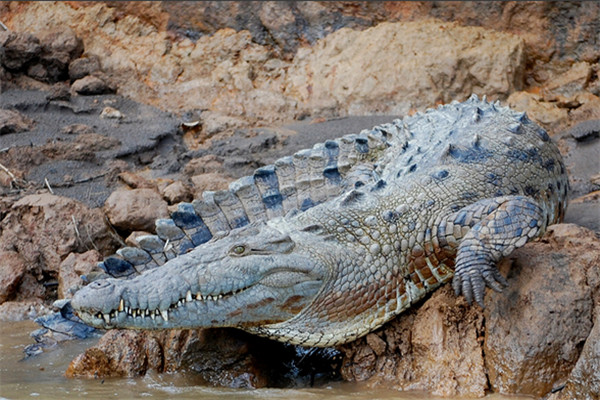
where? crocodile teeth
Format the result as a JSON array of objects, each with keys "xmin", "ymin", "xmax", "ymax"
[
  {"xmin": 161, "ymin": 309, "xmax": 169, "ymax": 321},
  {"xmin": 186, "ymin": 290, "xmax": 192, "ymax": 302},
  {"xmin": 118, "ymin": 299, "xmax": 124, "ymax": 312},
  {"xmin": 103, "ymin": 313, "xmax": 110, "ymax": 324},
  {"xmin": 150, "ymin": 313, "xmax": 155, "ymax": 320}
]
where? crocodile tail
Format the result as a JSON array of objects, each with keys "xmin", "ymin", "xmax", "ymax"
[{"xmin": 98, "ymin": 125, "xmax": 393, "ymax": 278}]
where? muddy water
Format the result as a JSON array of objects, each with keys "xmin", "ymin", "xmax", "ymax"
[{"xmin": 0, "ymin": 321, "xmax": 531, "ymax": 400}]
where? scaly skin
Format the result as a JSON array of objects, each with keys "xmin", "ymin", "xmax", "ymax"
[{"xmin": 71, "ymin": 96, "xmax": 568, "ymax": 347}]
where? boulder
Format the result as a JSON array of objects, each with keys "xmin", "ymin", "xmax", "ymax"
[
  {"xmin": 46, "ymin": 82, "xmax": 71, "ymax": 101},
  {"xmin": 340, "ymin": 286, "xmax": 487, "ymax": 397},
  {"xmin": 68, "ymin": 55, "xmax": 101, "ymax": 81},
  {"xmin": 38, "ymin": 28, "xmax": 83, "ymax": 82},
  {"xmin": 183, "ymin": 155, "xmax": 224, "ymax": 176},
  {"xmin": 0, "ymin": 31, "xmax": 41, "ymax": 70},
  {"xmin": 484, "ymin": 224, "xmax": 600, "ymax": 398},
  {"xmin": 0, "ymin": 250, "xmax": 27, "ymax": 303},
  {"xmin": 549, "ymin": 311, "xmax": 600, "ymax": 400},
  {"xmin": 57, "ymin": 250, "xmax": 102, "ymax": 299},
  {"xmin": 190, "ymin": 173, "xmax": 231, "ymax": 196},
  {"xmin": 0, "ymin": 193, "xmax": 119, "ymax": 302},
  {"xmin": 0, "ymin": 299, "xmax": 49, "ymax": 322},
  {"xmin": 161, "ymin": 180, "xmax": 193, "ymax": 204},
  {"xmin": 544, "ymin": 62, "xmax": 592, "ymax": 97},
  {"xmin": 104, "ymin": 188, "xmax": 169, "ymax": 232},
  {"xmin": 285, "ymin": 20, "xmax": 525, "ymax": 116},
  {"xmin": 71, "ymin": 75, "xmax": 110, "ymax": 95},
  {"xmin": 67, "ymin": 328, "xmax": 285, "ymax": 388}
]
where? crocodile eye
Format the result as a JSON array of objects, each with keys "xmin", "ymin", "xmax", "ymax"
[{"xmin": 231, "ymin": 245, "xmax": 246, "ymax": 255}]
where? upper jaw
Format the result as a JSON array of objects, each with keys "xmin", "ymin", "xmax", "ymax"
[
  {"xmin": 76, "ymin": 273, "xmax": 323, "ymax": 330},
  {"xmin": 72, "ymin": 253, "xmax": 325, "ymax": 330}
]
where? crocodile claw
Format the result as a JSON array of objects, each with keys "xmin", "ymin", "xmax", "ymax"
[{"xmin": 452, "ymin": 263, "xmax": 508, "ymax": 307}]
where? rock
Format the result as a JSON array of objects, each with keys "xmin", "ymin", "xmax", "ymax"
[
  {"xmin": 545, "ymin": 62, "xmax": 592, "ymax": 97},
  {"xmin": 200, "ymin": 111, "xmax": 247, "ymax": 137},
  {"xmin": 99, "ymin": 105, "xmax": 122, "ymax": 118},
  {"xmin": 3, "ymin": 2, "xmax": 599, "ymax": 127},
  {"xmin": 161, "ymin": 180, "xmax": 193, "ymax": 204},
  {"xmin": 285, "ymin": 20, "xmax": 525, "ymax": 116},
  {"xmin": 565, "ymin": 194, "xmax": 600, "ymax": 235},
  {"xmin": 40, "ymin": 28, "xmax": 83, "ymax": 62},
  {"xmin": 339, "ymin": 286, "xmax": 487, "ymax": 397},
  {"xmin": 183, "ymin": 155, "xmax": 224, "ymax": 176},
  {"xmin": 57, "ymin": 250, "xmax": 102, "ymax": 299},
  {"xmin": 0, "ymin": 30, "xmax": 41, "ymax": 70},
  {"xmin": 104, "ymin": 188, "xmax": 169, "ymax": 232},
  {"xmin": 190, "ymin": 173, "xmax": 231, "ymax": 195},
  {"xmin": 161, "ymin": 2, "xmax": 600, "ymax": 71},
  {"xmin": 38, "ymin": 29, "xmax": 83, "ymax": 82},
  {"xmin": 0, "ymin": 299, "xmax": 50, "ymax": 322},
  {"xmin": 0, "ymin": 108, "xmax": 35, "ymax": 134},
  {"xmin": 68, "ymin": 55, "xmax": 101, "ymax": 81},
  {"xmin": 556, "ymin": 122, "xmax": 600, "ymax": 199},
  {"xmin": 507, "ymin": 91, "xmax": 568, "ymax": 132},
  {"xmin": 565, "ymin": 119, "xmax": 600, "ymax": 142},
  {"xmin": 26, "ymin": 62, "xmax": 48, "ymax": 81},
  {"xmin": 568, "ymin": 92, "xmax": 600, "ymax": 126},
  {"xmin": 124, "ymin": 231, "xmax": 152, "ymax": 248},
  {"xmin": 0, "ymin": 250, "xmax": 27, "ymax": 303},
  {"xmin": 0, "ymin": 194, "xmax": 119, "ymax": 305},
  {"xmin": 549, "ymin": 311, "xmax": 600, "ymax": 400},
  {"xmin": 67, "ymin": 329, "xmax": 269, "ymax": 388},
  {"xmin": 71, "ymin": 75, "xmax": 110, "ymax": 95},
  {"xmin": 37, "ymin": 132, "xmax": 120, "ymax": 162},
  {"xmin": 484, "ymin": 224, "xmax": 599, "ymax": 398},
  {"xmin": 66, "ymin": 326, "xmax": 338, "ymax": 388},
  {"xmin": 117, "ymin": 171, "xmax": 155, "ymax": 189},
  {"xmin": 0, "ymin": 64, "xmax": 12, "ymax": 88},
  {"xmin": 46, "ymin": 82, "xmax": 70, "ymax": 101},
  {"xmin": 60, "ymin": 123, "xmax": 94, "ymax": 135}
]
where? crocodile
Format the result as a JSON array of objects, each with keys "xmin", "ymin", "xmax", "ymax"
[{"xmin": 71, "ymin": 96, "xmax": 568, "ymax": 347}]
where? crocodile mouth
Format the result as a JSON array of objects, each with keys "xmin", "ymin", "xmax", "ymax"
[{"xmin": 89, "ymin": 286, "xmax": 249, "ymax": 327}]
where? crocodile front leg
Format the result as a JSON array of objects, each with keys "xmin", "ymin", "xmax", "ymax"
[{"xmin": 447, "ymin": 196, "xmax": 545, "ymax": 306}]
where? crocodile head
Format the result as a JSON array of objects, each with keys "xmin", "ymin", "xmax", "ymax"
[{"xmin": 71, "ymin": 220, "xmax": 329, "ymax": 331}]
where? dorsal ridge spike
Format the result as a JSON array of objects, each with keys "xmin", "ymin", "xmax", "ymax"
[
  {"xmin": 443, "ymin": 143, "xmax": 454, "ymax": 156},
  {"xmin": 341, "ymin": 189, "xmax": 365, "ymax": 206}
]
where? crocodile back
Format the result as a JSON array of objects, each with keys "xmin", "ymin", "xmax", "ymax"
[
  {"xmin": 101, "ymin": 122, "xmax": 392, "ymax": 278},
  {"xmin": 249, "ymin": 96, "xmax": 569, "ymax": 346}
]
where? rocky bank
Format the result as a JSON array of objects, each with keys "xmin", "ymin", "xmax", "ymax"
[{"xmin": 1, "ymin": 2, "xmax": 599, "ymax": 399}]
